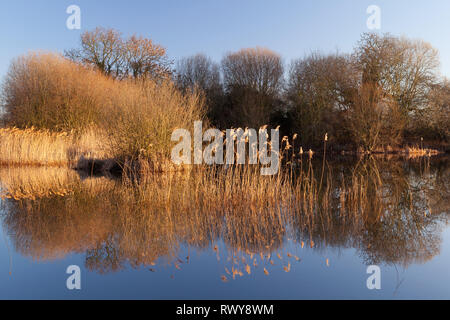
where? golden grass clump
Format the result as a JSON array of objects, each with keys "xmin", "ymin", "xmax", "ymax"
[
  {"xmin": 0, "ymin": 127, "xmax": 71, "ymax": 166},
  {"xmin": 0, "ymin": 126, "xmax": 110, "ymax": 167}
]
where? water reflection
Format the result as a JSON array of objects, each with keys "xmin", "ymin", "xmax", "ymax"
[{"xmin": 0, "ymin": 156, "xmax": 448, "ymax": 278}]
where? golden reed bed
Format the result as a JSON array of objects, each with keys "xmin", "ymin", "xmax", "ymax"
[
  {"xmin": 0, "ymin": 127, "xmax": 70, "ymax": 166},
  {"xmin": 0, "ymin": 126, "xmax": 111, "ymax": 167}
]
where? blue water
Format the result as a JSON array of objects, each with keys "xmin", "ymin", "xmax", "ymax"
[
  {"xmin": 0, "ymin": 159, "xmax": 448, "ymax": 299},
  {"xmin": 1, "ymin": 222, "xmax": 449, "ymax": 299}
]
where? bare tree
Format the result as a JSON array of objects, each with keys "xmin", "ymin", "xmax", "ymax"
[
  {"xmin": 287, "ymin": 52, "xmax": 358, "ymax": 147},
  {"xmin": 175, "ymin": 54, "xmax": 223, "ymax": 125},
  {"xmin": 220, "ymin": 48, "xmax": 284, "ymax": 127},
  {"xmin": 347, "ymin": 83, "xmax": 404, "ymax": 151},
  {"xmin": 65, "ymin": 27, "xmax": 123, "ymax": 77},
  {"xmin": 412, "ymin": 79, "xmax": 450, "ymax": 141},
  {"xmin": 123, "ymin": 35, "xmax": 172, "ymax": 80},
  {"xmin": 65, "ymin": 27, "xmax": 172, "ymax": 80},
  {"xmin": 222, "ymin": 47, "xmax": 284, "ymax": 96},
  {"xmin": 355, "ymin": 33, "xmax": 440, "ymax": 115},
  {"xmin": 176, "ymin": 54, "xmax": 221, "ymax": 93}
]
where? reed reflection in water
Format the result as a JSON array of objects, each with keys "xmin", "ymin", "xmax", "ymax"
[{"xmin": 0, "ymin": 156, "xmax": 448, "ymax": 279}]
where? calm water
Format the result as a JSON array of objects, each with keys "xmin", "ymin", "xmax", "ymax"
[{"xmin": 0, "ymin": 156, "xmax": 448, "ymax": 299}]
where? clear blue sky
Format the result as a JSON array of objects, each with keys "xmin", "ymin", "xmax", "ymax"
[{"xmin": 0, "ymin": 0, "xmax": 449, "ymax": 79}]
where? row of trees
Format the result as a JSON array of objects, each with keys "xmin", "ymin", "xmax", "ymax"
[
  {"xmin": 65, "ymin": 28, "xmax": 449, "ymax": 151},
  {"xmin": 176, "ymin": 48, "xmax": 285, "ymax": 129},
  {"xmin": 175, "ymin": 33, "xmax": 448, "ymax": 150}
]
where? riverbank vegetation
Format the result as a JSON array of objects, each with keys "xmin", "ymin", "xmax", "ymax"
[
  {"xmin": 1, "ymin": 50, "xmax": 204, "ymax": 168},
  {"xmin": 0, "ymin": 28, "xmax": 448, "ymax": 170}
]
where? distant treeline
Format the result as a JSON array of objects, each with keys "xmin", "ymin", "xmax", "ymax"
[
  {"xmin": 174, "ymin": 34, "xmax": 449, "ymax": 151},
  {"xmin": 2, "ymin": 27, "xmax": 449, "ymax": 155}
]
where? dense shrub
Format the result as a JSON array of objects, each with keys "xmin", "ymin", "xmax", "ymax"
[
  {"xmin": 2, "ymin": 52, "xmax": 110, "ymax": 132},
  {"xmin": 103, "ymin": 80, "xmax": 205, "ymax": 161},
  {"xmin": 1, "ymin": 52, "xmax": 206, "ymax": 163}
]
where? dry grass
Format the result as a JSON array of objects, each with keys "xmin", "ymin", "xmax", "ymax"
[
  {"xmin": 0, "ymin": 126, "xmax": 110, "ymax": 167},
  {"xmin": 2, "ymin": 157, "xmax": 447, "ymax": 271},
  {"xmin": 0, "ymin": 127, "xmax": 71, "ymax": 166},
  {"xmin": 103, "ymin": 79, "xmax": 205, "ymax": 162},
  {"xmin": 0, "ymin": 53, "xmax": 446, "ymax": 270}
]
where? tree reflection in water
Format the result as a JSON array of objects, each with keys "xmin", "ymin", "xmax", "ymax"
[{"xmin": 0, "ymin": 156, "xmax": 448, "ymax": 275}]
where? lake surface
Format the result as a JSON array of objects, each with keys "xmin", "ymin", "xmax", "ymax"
[{"xmin": 0, "ymin": 156, "xmax": 449, "ymax": 299}]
